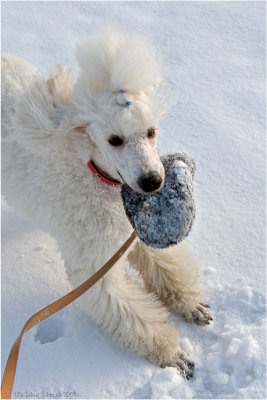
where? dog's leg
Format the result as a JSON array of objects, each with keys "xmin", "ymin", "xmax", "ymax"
[
  {"xmin": 69, "ymin": 258, "xmax": 194, "ymax": 378},
  {"xmin": 128, "ymin": 241, "xmax": 212, "ymax": 325}
]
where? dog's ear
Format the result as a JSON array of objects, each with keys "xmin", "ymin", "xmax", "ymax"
[
  {"xmin": 13, "ymin": 64, "xmax": 74, "ymax": 155},
  {"xmin": 46, "ymin": 63, "xmax": 73, "ymax": 108}
]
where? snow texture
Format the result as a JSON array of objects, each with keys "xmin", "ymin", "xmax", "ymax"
[
  {"xmin": 1, "ymin": 1, "xmax": 266, "ymax": 399},
  {"xmin": 122, "ymin": 152, "xmax": 196, "ymax": 248}
]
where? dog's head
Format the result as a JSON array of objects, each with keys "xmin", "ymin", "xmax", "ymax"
[
  {"xmin": 71, "ymin": 28, "xmax": 170, "ymax": 194},
  {"xmin": 13, "ymin": 28, "xmax": 171, "ymax": 195}
]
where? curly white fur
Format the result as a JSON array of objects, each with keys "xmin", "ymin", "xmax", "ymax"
[
  {"xmin": 75, "ymin": 28, "xmax": 162, "ymax": 93},
  {"xmin": 1, "ymin": 29, "xmax": 211, "ymax": 375}
]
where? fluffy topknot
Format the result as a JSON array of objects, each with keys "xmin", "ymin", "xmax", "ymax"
[{"xmin": 75, "ymin": 28, "xmax": 163, "ymax": 94}]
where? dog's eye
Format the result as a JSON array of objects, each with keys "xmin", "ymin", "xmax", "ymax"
[
  {"xmin": 147, "ymin": 128, "xmax": 156, "ymax": 138},
  {"xmin": 108, "ymin": 135, "xmax": 123, "ymax": 146}
]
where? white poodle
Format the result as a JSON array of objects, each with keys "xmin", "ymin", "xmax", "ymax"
[{"xmin": 2, "ymin": 28, "xmax": 212, "ymax": 378}]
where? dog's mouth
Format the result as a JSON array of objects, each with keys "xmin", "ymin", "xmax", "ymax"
[
  {"xmin": 88, "ymin": 161, "xmax": 122, "ymax": 186},
  {"xmin": 88, "ymin": 161, "xmax": 164, "ymax": 195}
]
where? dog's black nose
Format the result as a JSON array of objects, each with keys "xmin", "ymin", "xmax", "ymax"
[{"xmin": 138, "ymin": 171, "xmax": 162, "ymax": 192}]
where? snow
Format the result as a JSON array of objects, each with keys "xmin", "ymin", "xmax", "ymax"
[{"xmin": 1, "ymin": 1, "xmax": 266, "ymax": 399}]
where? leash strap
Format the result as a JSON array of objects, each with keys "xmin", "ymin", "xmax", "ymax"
[{"xmin": 1, "ymin": 231, "xmax": 136, "ymax": 399}]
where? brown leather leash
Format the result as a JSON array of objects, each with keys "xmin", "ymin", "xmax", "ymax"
[{"xmin": 1, "ymin": 231, "xmax": 136, "ymax": 399}]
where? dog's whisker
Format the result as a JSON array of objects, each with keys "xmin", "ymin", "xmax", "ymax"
[{"xmin": 117, "ymin": 171, "xmax": 124, "ymax": 183}]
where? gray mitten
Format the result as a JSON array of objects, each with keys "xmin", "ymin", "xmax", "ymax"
[{"xmin": 121, "ymin": 152, "xmax": 196, "ymax": 249}]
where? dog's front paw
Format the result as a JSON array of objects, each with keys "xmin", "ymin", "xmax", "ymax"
[
  {"xmin": 183, "ymin": 302, "xmax": 213, "ymax": 326},
  {"xmin": 162, "ymin": 349, "xmax": 194, "ymax": 379}
]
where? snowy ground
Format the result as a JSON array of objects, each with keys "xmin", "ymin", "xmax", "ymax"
[{"xmin": 1, "ymin": 1, "xmax": 266, "ymax": 399}]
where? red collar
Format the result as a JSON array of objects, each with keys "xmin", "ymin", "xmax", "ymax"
[{"xmin": 87, "ymin": 161, "xmax": 122, "ymax": 187}]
